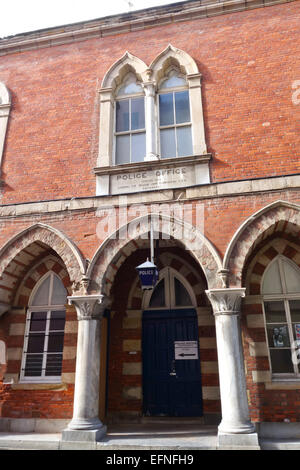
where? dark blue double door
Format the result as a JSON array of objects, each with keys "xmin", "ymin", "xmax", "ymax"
[{"xmin": 142, "ymin": 309, "xmax": 203, "ymax": 417}]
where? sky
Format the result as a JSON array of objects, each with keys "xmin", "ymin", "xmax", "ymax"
[{"xmin": 0, "ymin": 0, "xmax": 183, "ymax": 39}]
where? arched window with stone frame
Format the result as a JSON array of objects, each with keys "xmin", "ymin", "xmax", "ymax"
[
  {"xmin": 95, "ymin": 45, "xmax": 209, "ymax": 195},
  {"xmin": 262, "ymin": 255, "xmax": 300, "ymax": 379},
  {"xmin": 157, "ymin": 66, "xmax": 193, "ymax": 159},
  {"xmin": 20, "ymin": 271, "xmax": 67, "ymax": 383},
  {"xmin": 114, "ymin": 72, "xmax": 146, "ymax": 165}
]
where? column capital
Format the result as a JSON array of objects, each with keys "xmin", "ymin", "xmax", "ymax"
[
  {"xmin": 67, "ymin": 295, "xmax": 110, "ymax": 321},
  {"xmin": 205, "ymin": 288, "xmax": 246, "ymax": 316},
  {"xmin": 142, "ymin": 81, "xmax": 156, "ymax": 96}
]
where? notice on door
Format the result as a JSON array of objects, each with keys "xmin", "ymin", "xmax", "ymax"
[{"xmin": 174, "ymin": 341, "xmax": 198, "ymax": 360}]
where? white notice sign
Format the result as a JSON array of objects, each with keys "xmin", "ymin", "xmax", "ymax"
[{"xmin": 174, "ymin": 341, "xmax": 198, "ymax": 360}]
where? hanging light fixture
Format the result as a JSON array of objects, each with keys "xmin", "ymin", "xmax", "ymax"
[{"xmin": 136, "ymin": 216, "xmax": 159, "ymax": 290}]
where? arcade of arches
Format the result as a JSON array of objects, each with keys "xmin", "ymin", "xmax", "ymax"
[{"xmin": 0, "ymin": 202, "xmax": 300, "ymax": 446}]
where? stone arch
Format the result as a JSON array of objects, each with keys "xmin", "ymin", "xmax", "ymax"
[
  {"xmin": 87, "ymin": 213, "xmax": 222, "ymax": 297},
  {"xmin": 14, "ymin": 254, "xmax": 73, "ymax": 307},
  {"xmin": 224, "ymin": 200, "xmax": 300, "ymax": 287},
  {"xmin": 127, "ymin": 249, "xmax": 208, "ymax": 310},
  {"xmin": 101, "ymin": 51, "xmax": 149, "ymax": 92},
  {"xmin": 150, "ymin": 44, "xmax": 199, "ymax": 84},
  {"xmin": 0, "ymin": 223, "xmax": 86, "ymax": 300}
]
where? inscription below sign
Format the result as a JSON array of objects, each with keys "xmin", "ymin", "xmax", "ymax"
[
  {"xmin": 174, "ymin": 341, "xmax": 199, "ymax": 360},
  {"xmin": 111, "ymin": 166, "xmax": 194, "ymax": 194}
]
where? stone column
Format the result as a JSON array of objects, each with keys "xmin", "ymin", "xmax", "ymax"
[
  {"xmin": 143, "ymin": 82, "xmax": 159, "ymax": 161},
  {"xmin": 62, "ymin": 295, "xmax": 108, "ymax": 443},
  {"xmin": 206, "ymin": 288, "xmax": 259, "ymax": 448}
]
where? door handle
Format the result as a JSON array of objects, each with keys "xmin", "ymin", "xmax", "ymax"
[{"xmin": 169, "ymin": 360, "xmax": 177, "ymax": 377}]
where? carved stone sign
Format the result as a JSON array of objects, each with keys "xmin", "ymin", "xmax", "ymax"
[
  {"xmin": 94, "ymin": 155, "xmax": 211, "ymax": 196},
  {"xmin": 111, "ymin": 166, "xmax": 194, "ymax": 194}
]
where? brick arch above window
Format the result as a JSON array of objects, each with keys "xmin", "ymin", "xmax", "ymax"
[
  {"xmin": 244, "ymin": 238, "xmax": 300, "ymax": 296},
  {"xmin": 0, "ymin": 223, "xmax": 86, "ymax": 307},
  {"xmin": 224, "ymin": 200, "xmax": 300, "ymax": 288}
]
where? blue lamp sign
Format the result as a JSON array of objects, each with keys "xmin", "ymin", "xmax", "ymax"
[{"xmin": 136, "ymin": 259, "xmax": 159, "ymax": 290}]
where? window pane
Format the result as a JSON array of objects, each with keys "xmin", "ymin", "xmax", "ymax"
[
  {"xmin": 24, "ymin": 354, "xmax": 43, "ymax": 376},
  {"xmin": 264, "ymin": 301, "xmax": 286, "ymax": 323},
  {"xmin": 290, "ymin": 300, "xmax": 300, "ymax": 322},
  {"xmin": 27, "ymin": 334, "xmax": 45, "ymax": 353},
  {"xmin": 118, "ymin": 80, "xmax": 143, "ymax": 96},
  {"xmin": 160, "ymin": 74, "xmax": 186, "ymax": 89},
  {"xmin": 149, "ymin": 279, "xmax": 165, "ymax": 308},
  {"xmin": 116, "ymin": 100, "xmax": 129, "ymax": 132},
  {"xmin": 31, "ymin": 276, "xmax": 50, "ymax": 306},
  {"xmin": 116, "ymin": 134, "xmax": 130, "ymax": 165},
  {"xmin": 283, "ymin": 261, "xmax": 300, "ymax": 294},
  {"xmin": 29, "ymin": 311, "xmax": 47, "ymax": 332},
  {"xmin": 159, "ymin": 93, "xmax": 174, "ymax": 126},
  {"xmin": 262, "ymin": 260, "xmax": 283, "ymax": 294},
  {"xmin": 51, "ymin": 276, "xmax": 67, "ymax": 305},
  {"xmin": 267, "ymin": 324, "xmax": 290, "ymax": 348},
  {"xmin": 50, "ymin": 310, "xmax": 66, "ymax": 331},
  {"xmin": 270, "ymin": 349, "xmax": 294, "ymax": 374},
  {"xmin": 175, "ymin": 91, "xmax": 190, "ymax": 124},
  {"xmin": 175, "ymin": 278, "xmax": 192, "ymax": 306},
  {"xmin": 131, "ymin": 132, "xmax": 146, "ymax": 163},
  {"xmin": 48, "ymin": 332, "xmax": 64, "ymax": 353},
  {"xmin": 160, "ymin": 128, "xmax": 176, "ymax": 158},
  {"xmin": 45, "ymin": 354, "xmax": 63, "ymax": 376},
  {"xmin": 177, "ymin": 126, "xmax": 193, "ymax": 157},
  {"xmin": 131, "ymin": 98, "xmax": 145, "ymax": 130}
]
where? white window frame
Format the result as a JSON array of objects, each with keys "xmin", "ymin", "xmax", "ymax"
[
  {"xmin": 114, "ymin": 84, "xmax": 146, "ymax": 165},
  {"xmin": 157, "ymin": 72, "xmax": 193, "ymax": 159},
  {"xmin": 262, "ymin": 255, "xmax": 300, "ymax": 381},
  {"xmin": 19, "ymin": 272, "xmax": 67, "ymax": 384}
]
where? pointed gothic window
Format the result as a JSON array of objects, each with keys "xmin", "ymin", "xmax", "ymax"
[
  {"xmin": 262, "ymin": 256, "xmax": 300, "ymax": 378},
  {"xmin": 115, "ymin": 73, "xmax": 146, "ymax": 165},
  {"xmin": 20, "ymin": 272, "xmax": 67, "ymax": 382},
  {"xmin": 158, "ymin": 69, "xmax": 193, "ymax": 159}
]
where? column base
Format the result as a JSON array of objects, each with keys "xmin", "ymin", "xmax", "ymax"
[
  {"xmin": 62, "ymin": 425, "xmax": 107, "ymax": 443},
  {"xmin": 62, "ymin": 417, "xmax": 107, "ymax": 442},
  {"xmin": 218, "ymin": 431, "xmax": 260, "ymax": 450}
]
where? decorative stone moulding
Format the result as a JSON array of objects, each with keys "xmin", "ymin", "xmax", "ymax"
[
  {"xmin": 68, "ymin": 295, "xmax": 110, "ymax": 321},
  {"xmin": 96, "ymin": 44, "xmax": 209, "ymax": 195},
  {"xmin": 0, "ymin": 81, "xmax": 11, "ymax": 174},
  {"xmin": 206, "ymin": 288, "xmax": 246, "ymax": 316}
]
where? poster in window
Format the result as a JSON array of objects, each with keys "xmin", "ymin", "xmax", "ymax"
[
  {"xmin": 272, "ymin": 326, "xmax": 287, "ymax": 347},
  {"xmin": 295, "ymin": 324, "xmax": 300, "ymax": 340}
]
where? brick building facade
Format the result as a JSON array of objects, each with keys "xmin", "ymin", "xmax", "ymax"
[{"xmin": 0, "ymin": 0, "xmax": 299, "ymax": 447}]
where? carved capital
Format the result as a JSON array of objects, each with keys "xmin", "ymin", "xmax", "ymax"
[
  {"xmin": 205, "ymin": 288, "xmax": 246, "ymax": 316},
  {"xmin": 68, "ymin": 295, "xmax": 110, "ymax": 321}
]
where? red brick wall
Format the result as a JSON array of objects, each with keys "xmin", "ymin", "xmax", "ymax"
[
  {"xmin": 0, "ymin": 188, "xmax": 300, "ymax": 420},
  {"xmin": 0, "ymin": 2, "xmax": 299, "ymax": 204}
]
